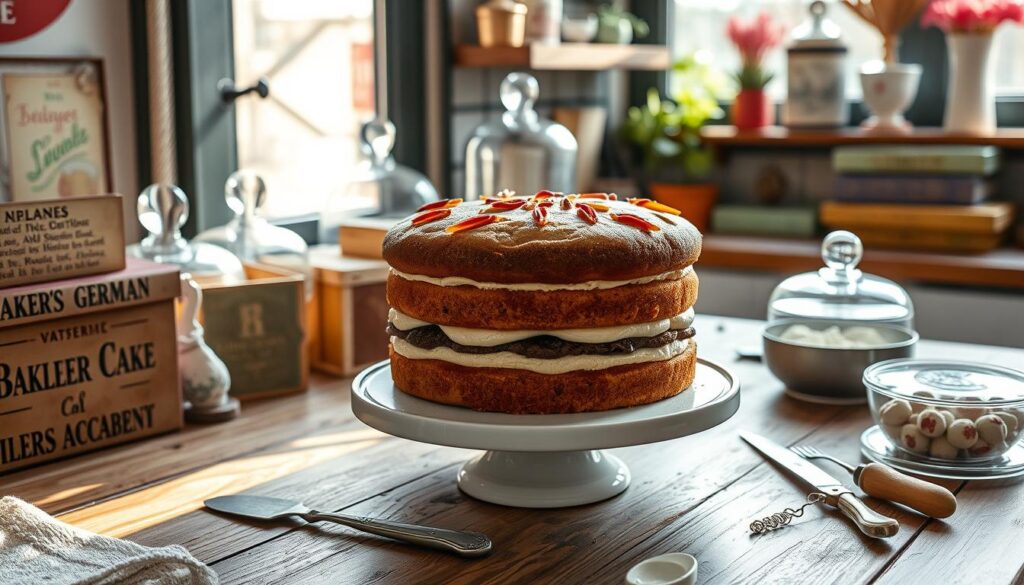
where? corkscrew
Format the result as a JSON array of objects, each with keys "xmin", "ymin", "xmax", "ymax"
[{"xmin": 750, "ymin": 492, "xmax": 828, "ymax": 534}]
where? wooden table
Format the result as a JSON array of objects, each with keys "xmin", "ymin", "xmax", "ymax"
[{"xmin": 3, "ymin": 317, "xmax": 1023, "ymax": 584}]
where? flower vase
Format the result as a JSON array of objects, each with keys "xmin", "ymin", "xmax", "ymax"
[
  {"xmin": 944, "ymin": 33, "xmax": 995, "ymax": 135},
  {"xmin": 732, "ymin": 89, "xmax": 773, "ymax": 130}
]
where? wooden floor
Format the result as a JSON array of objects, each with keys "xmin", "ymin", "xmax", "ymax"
[{"xmin": 3, "ymin": 316, "xmax": 1023, "ymax": 584}]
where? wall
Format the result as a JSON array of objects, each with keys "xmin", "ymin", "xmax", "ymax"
[{"xmin": 1, "ymin": 0, "xmax": 138, "ymax": 240}]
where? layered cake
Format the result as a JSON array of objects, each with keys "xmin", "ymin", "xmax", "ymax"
[{"xmin": 382, "ymin": 192, "xmax": 702, "ymax": 414}]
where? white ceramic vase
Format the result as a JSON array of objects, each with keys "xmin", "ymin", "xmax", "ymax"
[
  {"xmin": 944, "ymin": 33, "xmax": 995, "ymax": 135},
  {"xmin": 860, "ymin": 61, "xmax": 922, "ymax": 131}
]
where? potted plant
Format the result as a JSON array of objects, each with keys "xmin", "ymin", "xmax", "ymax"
[
  {"xmin": 595, "ymin": 3, "xmax": 649, "ymax": 44},
  {"xmin": 843, "ymin": 0, "xmax": 930, "ymax": 132},
  {"xmin": 726, "ymin": 12, "xmax": 784, "ymax": 130},
  {"xmin": 619, "ymin": 55, "xmax": 726, "ymax": 232},
  {"xmin": 921, "ymin": 0, "xmax": 1024, "ymax": 134}
]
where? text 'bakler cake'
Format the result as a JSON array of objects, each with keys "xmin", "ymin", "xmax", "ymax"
[{"xmin": 382, "ymin": 191, "xmax": 702, "ymax": 414}]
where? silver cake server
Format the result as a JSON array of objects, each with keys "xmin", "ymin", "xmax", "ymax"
[{"xmin": 204, "ymin": 495, "xmax": 492, "ymax": 557}]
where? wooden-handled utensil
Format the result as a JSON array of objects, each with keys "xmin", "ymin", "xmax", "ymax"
[{"xmin": 791, "ymin": 445, "xmax": 956, "ymax": 518}]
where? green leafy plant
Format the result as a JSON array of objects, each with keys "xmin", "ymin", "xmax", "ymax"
[
  {"xmin": 619, "ymin": 55, "xmax": 726, "ymax": 183},
  {"xmin": 597, "ymin": 4, "xmax": 650, "ymax": 39}
]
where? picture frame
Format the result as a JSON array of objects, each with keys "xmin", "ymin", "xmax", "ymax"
[{"xmin": 0, "ymin": 57, "xmax": 113, "ymax": 203}]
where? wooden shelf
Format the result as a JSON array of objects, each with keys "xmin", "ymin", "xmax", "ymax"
[
  {"xmin": 699, "ymin": 234, "xmax": 1024, "ymax": 289},
  {"xmin": 701, "ymin": 126, "xmax": 1024, "ymax": 149},
  {"xmin": 454, "ymin": 43, "xmax": 670, "ymax": 70}
]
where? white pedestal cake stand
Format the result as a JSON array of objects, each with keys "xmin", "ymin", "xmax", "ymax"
[{"xmin": 352, "ymin": 358, "xmax": 740, "ymax": 508}]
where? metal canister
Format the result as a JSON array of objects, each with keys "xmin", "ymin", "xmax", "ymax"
[{"xmin": 783, "ymin": 0, "xmax": 849, "ymax": 128}]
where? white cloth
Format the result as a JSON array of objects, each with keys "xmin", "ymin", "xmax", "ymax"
[{"xmin": 0, "ymin": 496, "xmax": 217, "ymax": 585}]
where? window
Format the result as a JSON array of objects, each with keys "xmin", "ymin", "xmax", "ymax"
[
  {"xmin": 232, "ymin": 0, "xmax": 374, "ymax": 219},
  {"xmin": 672, "ymin": 0, "xmax": 1024, "ymax": 100}
]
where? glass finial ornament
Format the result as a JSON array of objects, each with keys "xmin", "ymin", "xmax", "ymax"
[
  {"xmin": 767, "ymin": 231, "xmax": 914, "ymax": 328},
  {"xmin": 319, "ymin": 118, "xmax": 440, "ymax": 243},
  {"xmin": 465, "ymin": 72, "xmax": 577, "ymax": 199},
  {"xmin": 195, "ymin": 170, "xmax": 310, "ymax": 291},
  {"xmin": 126, "ymin": 183, "xmax": 246, "ymax": 283}
]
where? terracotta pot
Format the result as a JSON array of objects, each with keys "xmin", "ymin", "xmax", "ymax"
[
  {"xmin": 649, "ymin": 182, "xmax": 719, "ymax": 233},
  {"xmin": 731, "ymin": 89, "xmax": 773, "ymax": 130}
]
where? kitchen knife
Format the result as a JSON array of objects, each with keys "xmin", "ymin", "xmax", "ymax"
[
  {"xmin": 739, "ymin": 431, "xmax": 899, "ymax": 539},
  {"xmin": 205, "ymin": 495, "xmax": 492, "ymax": 557}
]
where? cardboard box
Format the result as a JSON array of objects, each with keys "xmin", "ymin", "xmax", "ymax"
[
  {"xmin": 199, "ymin": 264, "xmax": 309, "ymax": 400},
  {"xmin": 309, "ymin": 245, "xmax": 389, "ymax": 376},
  {"xmin": 0, "ymin": 195, "xmax": 125, "ymax": 288},
  {"xmin": 0, "ymin": 259, "xmax": 182, "ymax": 473}
]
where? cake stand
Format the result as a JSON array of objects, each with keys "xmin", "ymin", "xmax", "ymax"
[{"xmin": 351, "ymin": 358, "xmax": 740, "ymax": 508}]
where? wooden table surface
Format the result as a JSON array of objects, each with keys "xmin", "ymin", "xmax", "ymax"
[{"xmin": 3, "ymin": 316, "xmax": 1023, "ymax": 585}]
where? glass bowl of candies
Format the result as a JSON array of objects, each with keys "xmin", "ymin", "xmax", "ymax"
[{"xmin": 865, "ymin": 359, "xmax": 1024, "ymax": 463}]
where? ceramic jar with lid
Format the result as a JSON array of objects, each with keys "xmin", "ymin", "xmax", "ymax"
[{"xmin": 783, "ymin": 0, "xmax": 849, "ymax": 128}]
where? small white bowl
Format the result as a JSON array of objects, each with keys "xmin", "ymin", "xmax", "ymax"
[
  {"xmin": 562, "ymin": 15, "xmax": 598, "ymax": 43},
  {"xmin": 625, "ymin": 553, "xmax": 698, "ymax": 585}
]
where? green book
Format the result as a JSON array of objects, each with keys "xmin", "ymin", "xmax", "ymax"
[
  {"xmin": 711, "ymin": 206, "xmax": 818, "ymax": 237},
  {"xmin": 833, "ymin": 146, "xmax": 1001, "ymax": 175}
]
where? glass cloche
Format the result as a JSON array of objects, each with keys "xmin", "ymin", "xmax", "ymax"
[
  {"xmin": 195, "ymin": 170, "xmax": 310, "ymax": 280},
  {"xmin": 319, "ymin": 118, "xmax": 440, "ymax": 243},
  {"xmin": 767, "ymin": 231, "xmax": 914, "ymax": 328},
  {"xmin": 127, "ymin": 183, "xmax": 246, "ymax": 283},
  {"xmin": 464, "ymin": 72, "xmax": 577, "ymax": 199}
]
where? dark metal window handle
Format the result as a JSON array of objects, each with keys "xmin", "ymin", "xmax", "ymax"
[{"xmin": 218, "ymin": 77, "xmax": 270, "ymax": 103}]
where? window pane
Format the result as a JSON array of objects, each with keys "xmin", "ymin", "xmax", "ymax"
[
  {"xmin": 232, "ymin": 0, "xmax": 374, "ymax": 219},
  {"xmin": 993, "ymin": 25, "xmax": 1024, "ymax": 95}
]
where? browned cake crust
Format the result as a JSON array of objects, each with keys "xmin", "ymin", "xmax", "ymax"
[
  {"xmin": 387, "ymin": 270, "xmax": 698, "ymax": 330},
  {"xmin": 389, "ymin": 340, "xmax": 697, "ymax": 414},
  {"xmin": 382, "ymin": 198, "xmax": 702, "ymax": 284}
]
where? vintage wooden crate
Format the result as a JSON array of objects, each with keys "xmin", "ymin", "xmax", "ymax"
[
  {"xmin": 0, "ymin": 258, "xmax": 182, "ymax": 473},
  {"xmin": 198, "ymin": 264, "xmax": 309, "ymax": 400},
  {"xmin": 308, "ymin": 245, "xmax": 390, "ymax": 376}
]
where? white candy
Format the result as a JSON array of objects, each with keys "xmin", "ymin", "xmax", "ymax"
[
  {"xmin": 916, "ymin": 409, "xmax": 947, "ymax": 438},
  {"xmin": 900, "ymin": 424, "xmax": 931, "ymax": 453},
  {"xmin": 955, "ymin": 397, "xmax": 987, "ymax": 421},
  {"xmin": 975, "ymin": 414, "xmax": 1008, "ymax": 445},
  {"xmin": 939, "ymin": 409, "xmax": 955, "ymax": 427},
  {"xmin": 929, "ymin": 436, "xmax": 959, "ymax": 459},
  {"xmin": 967, "ymin": 439, "xmax": 999, "ymax": 458},
  {"xmin": 910, "ymin": 391, "xmax": 934, "ymax": 414},
  {"xmin": 994, "ymin": 412, "xmax": 1020, "ymax": 440},
  {"xmin": 946, "ymin": 419, "xmax": 979, "ymax": 449},
  {"xmin": 909, "ymin": 413, "xmax": 919, "ymax": 425},
  {"xmin": 880, "ymin": 399, "xmax": 913, "ymax": 425}
]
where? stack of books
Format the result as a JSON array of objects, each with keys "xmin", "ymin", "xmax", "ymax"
[{"xmin": 822, "ymin": 145, "xmax": 1014, "ymax": 253}]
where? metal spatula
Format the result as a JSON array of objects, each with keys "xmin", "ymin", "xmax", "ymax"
[{"xmin": 204, "ymin": 495, "xmax": 492, "ymax": 557}]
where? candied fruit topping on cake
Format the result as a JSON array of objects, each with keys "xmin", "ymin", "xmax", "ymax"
[
  {"xmin": 411, "ymin": 208, "xmax": 451, "ymax": 226},
  {"xmin": 417, "ymin": 198, "xmax": 462, "ymax": 212},
  {"xmin": 611, "ymin": 212, "xmax": 661, "ymax": 231},
  {"xmin": 446, "ymin": 214, "xmax": 509, "ymax": 233}
]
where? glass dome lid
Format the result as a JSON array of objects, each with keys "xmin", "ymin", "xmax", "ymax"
[
  {"xmin": 865, "ymin": 360, "xmax": 1024, "ymax": 406},
  {"xmin": 767, "ymin": 231, "xmax": 914, "ymax": 328},
  {"xmin": 320, "ymin": 118, "xmax": 440, "ymax": 243},
  {"xmin": 126, "ymin": 183, "xmax": 246, "ymax": 283},
  {"xmin": 196, "ymin": 171, "xmax": 309, "ymax": 268},
  {"xmin": 464, "ymin": 72, "xmax": 577, "ymax": 200}
]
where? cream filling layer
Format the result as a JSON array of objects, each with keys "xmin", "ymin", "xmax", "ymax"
[
  {"xmin": 389, "ymin": 307, "xmax": 695, "ymax": 347},
  {"xmin": 391, "ymin": 336, "xmax": 690, "ymax": 375},
  {"xmin": 390, "ymin": 266, "xmax": 693, "ymax": 291}
]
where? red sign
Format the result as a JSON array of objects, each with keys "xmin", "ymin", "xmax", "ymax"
[{"xmin": 0, "ymin": 0, "xmax": 71, "ymax": 43}]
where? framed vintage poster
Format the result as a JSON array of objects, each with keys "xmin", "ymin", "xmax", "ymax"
[{"xmin": 0, "ymin": 58, "xmax": 112, "ymax": 202}]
